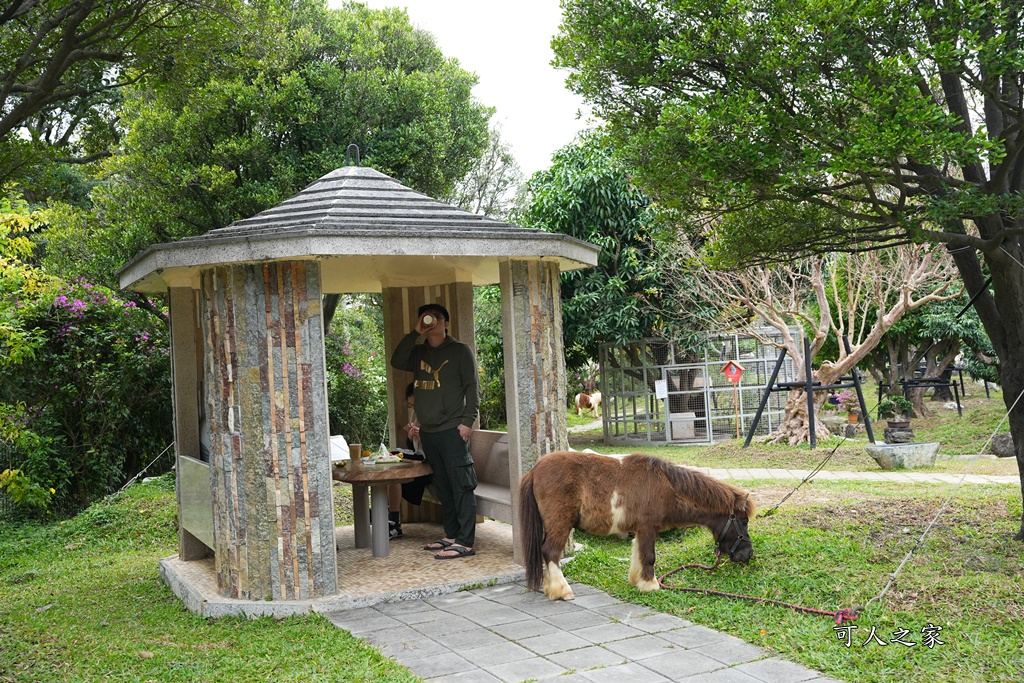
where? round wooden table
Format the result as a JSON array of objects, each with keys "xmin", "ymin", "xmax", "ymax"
[{"xmin": 334, "ymin": 460, "xmax": 432, "ymax": 557}]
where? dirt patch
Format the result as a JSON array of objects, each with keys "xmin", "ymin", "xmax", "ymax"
[
  {"xmin": 785, "ymin": 496, "xmax": 1009, "ymax": 532},
  {"xmin": 744, "ymin": 484, "xmax": 876, "ymax": 512},
  {"xmin": 791, "ymin": 497, "xmax": 938, "ymax": 529}
]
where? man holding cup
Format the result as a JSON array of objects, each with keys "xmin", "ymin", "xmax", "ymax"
[{"xmin": 390, "ymin": 303, "xmax": 480, "ymax": 559}]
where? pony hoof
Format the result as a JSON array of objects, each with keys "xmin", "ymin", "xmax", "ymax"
[
  {"xmin": 635, "ymin": 579, "xmax": 660, "ymax": 593},
  {"xmin": 548, "ymin": 591, "xmax": 575, "ymax": 601},
  {"xmin": 543, "ymin": 585, "xmax": 575, "ymax": 601}
]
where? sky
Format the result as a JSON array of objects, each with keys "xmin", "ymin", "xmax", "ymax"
[{"xmin": 341, "ymin": 0, "xmax": 593, "ymax": 178}]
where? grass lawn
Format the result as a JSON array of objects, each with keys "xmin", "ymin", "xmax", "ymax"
[
  {"xmin": 0, "ymin": 476, "xmax": 417, "ymax": 683},
  {"xmin": 1, "ymin": 390, "xmax": 1021, "ymax": 682}
]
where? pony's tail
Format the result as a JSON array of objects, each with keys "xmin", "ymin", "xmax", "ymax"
[{"xmin": 519, "ymin": 471, "xmax": 544, "ymax": 591}]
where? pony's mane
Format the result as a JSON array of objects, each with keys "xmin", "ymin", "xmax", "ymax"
[{"xmin": 630, "ymin": 454, "xmax": 754, "ymax": 517}]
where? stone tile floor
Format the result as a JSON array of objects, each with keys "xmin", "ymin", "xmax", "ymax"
[{"xmin": 325, "ymin": 580, "xmax": 842, "ymax": 683}]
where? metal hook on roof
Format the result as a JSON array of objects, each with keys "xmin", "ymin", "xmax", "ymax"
[{"xmin": 346, "ymin": 144, "xmax": 361, "ymax": 166}]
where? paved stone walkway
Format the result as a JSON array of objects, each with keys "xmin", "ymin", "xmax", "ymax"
[{"xmin": 326, "ymin": 580, "xmax": 841, "ymax": 683}]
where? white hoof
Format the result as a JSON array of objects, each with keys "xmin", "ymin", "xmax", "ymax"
[
  {"xmin": 544, "ymin": 584, "xmax": 575, "ymax": 601},
  {"xmin": 635, "ymin": 578, "xmax": 660, "ymax": 592},
  {"xmin": 543, "ymin": 561, "xmax": 575, "ymax": 600}
]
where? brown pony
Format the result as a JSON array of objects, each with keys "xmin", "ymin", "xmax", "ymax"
[
  {"xmin": 520, "ymin": 451, "xmax": 755, "ymax": 601},
  {"xmin": 573, "ymin": 391, "xmax": 602, "ymax": 418}
]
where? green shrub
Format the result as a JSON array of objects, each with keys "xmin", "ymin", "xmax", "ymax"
[
  {"xmin": 325, "ymin": 297, "xmax": 388, "ymax": 446},
  {"xmin": 0, "ymin": 467, "xmax": 52, "ymax": 515},
  {"xmin": 474, "ymin": 286, "xmax": 506, "ymax": 430},
  {"xmin": 878, "ymin": 395, "xmax": 914, "ymax": 419},
  {"xmin": 0, "ymin": 276, "xmax": 173, "ymax": 512}
]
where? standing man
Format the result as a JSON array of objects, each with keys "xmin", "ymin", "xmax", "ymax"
[{"xmin": 390, "ymin": 303, "xmax": 480, "ymax": 559}]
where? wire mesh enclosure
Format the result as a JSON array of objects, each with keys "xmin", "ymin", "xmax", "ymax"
[{"xmin": 598, "ymin": 332, "xmax": 799, "ymax": 446}]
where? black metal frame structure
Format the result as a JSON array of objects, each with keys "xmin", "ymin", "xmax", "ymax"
[{"xmin": 743, "ymin": 336, "xmax": 875, "ymax": 448}]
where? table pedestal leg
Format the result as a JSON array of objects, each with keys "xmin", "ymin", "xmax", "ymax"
[
  {"xmin": 352, "ymin": 485, "xmax": 370, "ymax": 548},
  {"xmin": 370, "ymin": 484, "xmax": 391, "ymax": 557}
]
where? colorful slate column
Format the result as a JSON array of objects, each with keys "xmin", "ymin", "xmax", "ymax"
[{"xmin": 201, "ymin": 260, "xmax": 336, "ymax": 600}]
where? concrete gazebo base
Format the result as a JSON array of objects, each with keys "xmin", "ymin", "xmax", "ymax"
[{"xmin": 160, "ymin": 521, "xmax": 523, "ymax": 618}]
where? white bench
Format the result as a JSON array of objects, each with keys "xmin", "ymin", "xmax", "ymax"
[{"xmin": 468, "ymin": 430, "xmax": 511, "ymax": 523}]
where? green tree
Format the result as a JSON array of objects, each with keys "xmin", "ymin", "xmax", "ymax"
[
  {"xmin": 473, "ymin": 285, "xmax": 506, "ymax": 429},
  {"xmin": 0, "ymin": 193, "xmax": 51, "ymax": 363},
  {"xmin": 0, "ymin": 0, "xmax": 238, "ymax": 199},
  {"xmin": 446, "ymin": 124, "xmax": 524, "ymax": 218},
  {"xmin": 519, "ymin": 134, "xmax": 677, "ymax": 370},
  {"xmin": 671, "ymin": 244, "xmax": 956, "ymax": 443},
  {"xmin": 43, "ymin": 0, "xmax": 491, "ymax": 287},
  {"xmin": 324, "ymin": 295, "xmax": 388, "ymax": 447},
  {"xmin": 868, "ymin": 292, "xmax": 993, "ymax": 415},
  {"xmin": 555, "ymin": 0, "xmax": 1024, "ymax": 539}
]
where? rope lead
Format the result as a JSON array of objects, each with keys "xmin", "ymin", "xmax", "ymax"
[{"xmin": 658, "ymin": 552, "xmax": 862, "ymax": 625}]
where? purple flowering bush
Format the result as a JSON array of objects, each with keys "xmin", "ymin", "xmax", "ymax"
[
  {"xmin": 0, "ymin": 277, "xmax": 172, "ymax": 513},
  {"xmin": 324, "ymin": 299, "xmax": 388, "ymax": 446}
]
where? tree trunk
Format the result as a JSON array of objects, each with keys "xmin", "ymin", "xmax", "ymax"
[
  {"xmin": 949, "ymin": 246, "xmax": 1024, "ymax": 541},
  {"xmin": 931, "ymin": 366, "xmax": 955, "ymax": 402},
  {"xmin": 767, "ymin": 367, "xmax": 840, "ymax": 445},
  {"xmin": 323, "ymin": 293, "xmax": 341, "ymax": 331},
  {"xmin": 768, "ymin": 389, "xmax": 812, "ymax": 445},
  {"xmin": 986, "ymin": 270, "xmax": 1024, "ymax": 541},
  {"xmin": 1000, "ymin": 364, "xmax": 1024, "ymax": 542},
  {"xmin": 904, "ymin": 384, "xmax": 929, "ymax": 418}
]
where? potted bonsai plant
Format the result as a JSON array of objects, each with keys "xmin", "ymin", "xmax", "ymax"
[
  {"xmin": 836, "ymin": 390, "xmax": 860, "ymax": 423},
  {"xmin": 877, "ymin": 395, "xmax": 913, "ymax": 428}
]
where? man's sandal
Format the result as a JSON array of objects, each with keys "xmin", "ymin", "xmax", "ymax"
[
  {"xmin": 435, "ymin": 544, "xmax": 475, "ymax": 560},
  {"xmin": 423, "ymin": 539, "xmax": 454, "ymax": 551}
]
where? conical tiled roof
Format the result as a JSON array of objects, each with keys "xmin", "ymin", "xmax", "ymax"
[
  {"xmin": 188, "ymin": 166, "xmax": 532, "ymax": 240},
  {"xmin": 118, "ymin": 166, "xmax": 599, "ymax": 293}
]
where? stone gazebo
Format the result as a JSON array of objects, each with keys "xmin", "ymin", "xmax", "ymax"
[{"xmin": 118, "ymin": 165, "xmax": 599, "ymax": 604}]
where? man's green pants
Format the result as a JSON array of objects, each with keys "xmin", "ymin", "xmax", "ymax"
[{"xmin": 421, "ymin": 427, "xmax": 478, "ymax": 547}]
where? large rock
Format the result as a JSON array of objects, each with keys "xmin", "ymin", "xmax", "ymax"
[
  {"xmin": 865, "ymin": 442, "xmax": 940, "ymax": 470},
  {"xmin": 986, "ymin": 433, "xmax": 1016, "ymax": 458}
]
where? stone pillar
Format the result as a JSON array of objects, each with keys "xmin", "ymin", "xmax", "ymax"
[
  {"xmin": 200, "ymin": 261, "xmax": 336, "ymax": 600},
  {"xmin": 500, "ymin": 260, "xmax": 568, "ymax": 563},
  {"xmin": 168, "ymin": 287, "xmax": 208, "ymax": 561}
]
